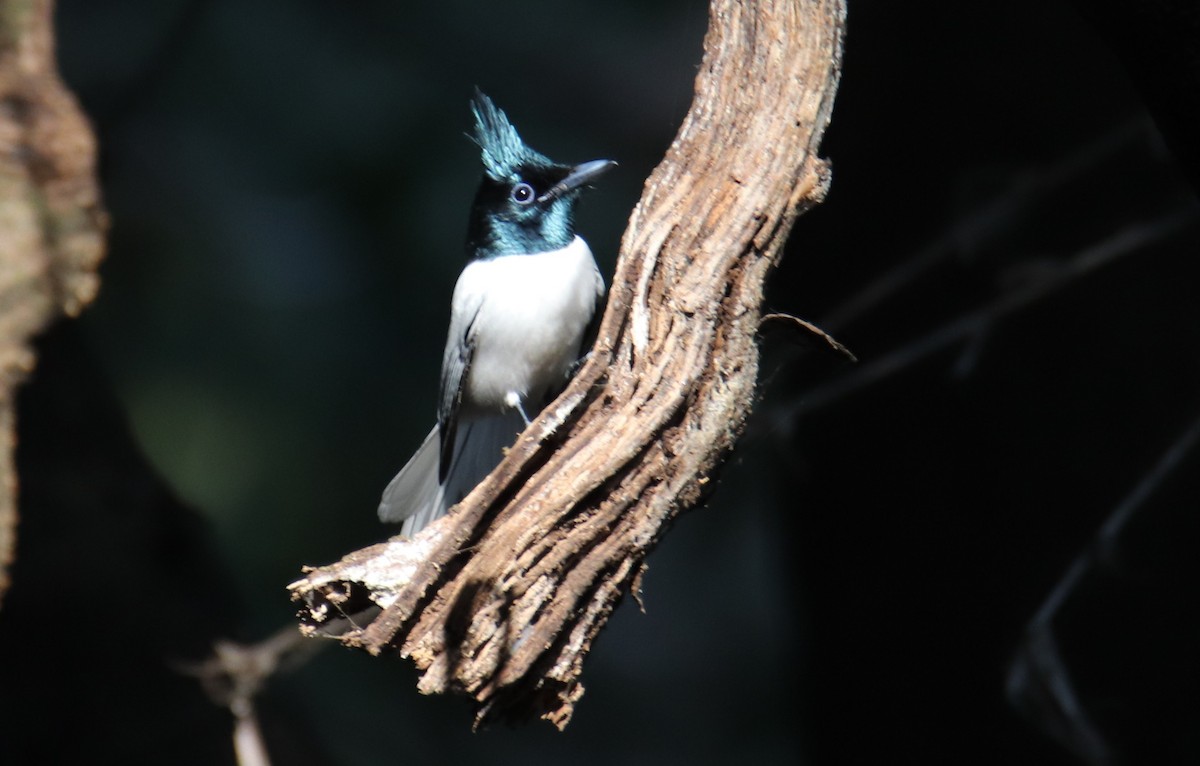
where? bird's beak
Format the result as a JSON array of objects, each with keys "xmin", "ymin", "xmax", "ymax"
[{"xmin": 538, "ymin": 159, "xmax": 616, "ymax": 203}]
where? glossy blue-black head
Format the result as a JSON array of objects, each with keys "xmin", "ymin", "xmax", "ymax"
[{"xmin": 467, "ymin": 90, "xmax": 614, "ymax": 259}]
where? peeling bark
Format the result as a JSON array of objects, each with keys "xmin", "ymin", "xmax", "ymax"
[
  {"xmin": 291, "ymin": 0, "xmax": 845, "ymax": 728},
  {"xmin": 0, "ymin": 0, "xmax": 107, "ymax": 606}
]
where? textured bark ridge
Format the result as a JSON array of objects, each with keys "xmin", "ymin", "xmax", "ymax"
[
  {"xmin": 291, "ymin": 0, "xmax": 845, "ymax": 728},
  {"xmin": 0, "ymin": 0, "xmax": 108, "ymax": 606}
]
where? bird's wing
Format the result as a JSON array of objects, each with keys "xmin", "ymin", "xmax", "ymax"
[
  {"xmin": 438, "ymin": 298, "xmax": 481, "ymax": 482},
  {"xmin": 564, "ymin": 261, "xmax": 606, "ymax": 384},
  {"xmin": 582, "ymin": 262, "xmax": 606, "ymax": 352}
]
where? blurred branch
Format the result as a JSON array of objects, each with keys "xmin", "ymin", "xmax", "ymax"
[
  {"xmin": 291, "ymin": 0, "xmax": 845, "ymax": 728},
  {"xmin": 777, "ymin": 206, "xmax": 1197, "ymax": 420},
  {"xmin": 1070, "ymin": 0, "xmax": 1200, "ymax": 195},
  {"xmin": 821, "ymin": 120, "xmax": 1152, "ymax": 333},
  {"xmin": 0, "ymin": 0, "xmax": 107, "ymax": 606},
  {"xmin": 1006, "ymin": 405, "xmax": 1200, "ymax": 764},
  {"xmin": 181, "ymin": 626, "xmax": 328, "ymax": 766}
]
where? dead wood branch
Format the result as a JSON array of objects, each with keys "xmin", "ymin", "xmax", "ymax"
[
  {"xmin": 291, "ymin": 0, "xmax": 845, "ymax": 728},
  {"xmin": 0, "ymin": 0, "xmax": 108, "ymax": 606}
]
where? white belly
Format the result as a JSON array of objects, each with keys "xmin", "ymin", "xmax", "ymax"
[{"xmin": 452, "ymin": 236, "xmax": 602, "ymax": 413}]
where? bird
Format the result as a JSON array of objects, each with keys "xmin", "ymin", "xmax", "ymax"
[{"xmin": 377, "ymin": 90, "xmax": 614, "ymax": 537}]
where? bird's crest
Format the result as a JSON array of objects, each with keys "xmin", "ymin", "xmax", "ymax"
[{"xmin": 471, "ymin": 89, "xmax": 552, "ymax": 182}]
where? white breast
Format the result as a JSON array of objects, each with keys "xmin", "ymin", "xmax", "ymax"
[{"xmin": 452, "ymin": 236, "xmax": 602, "ymax": 413}]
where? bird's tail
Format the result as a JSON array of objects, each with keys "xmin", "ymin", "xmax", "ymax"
[
  {"xmin": 378, "ymin": 425, "xmax": 443, "ymax": 529},
  {"xmin": 378, "ymin": 413, "xmax": 524, "ymax": 537}
]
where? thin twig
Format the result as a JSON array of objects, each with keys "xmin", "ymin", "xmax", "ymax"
[
  {"xmin": 178, "ymin": 625, "xmax": 331, "ymax": 766},
  {"xmin": 821, "ymin": 120, "xmax": 1153, "ymax": 333},
  {"xmin": 1007, "ymin": 404, "xmax": 1200, "ymax": 764},
  {"xmin": 780, "ymin": 207, "xmax": 1197, "ymax": 420}
]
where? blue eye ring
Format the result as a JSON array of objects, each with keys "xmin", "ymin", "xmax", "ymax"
[{"xmin": 511, "ymin": 182, "xmax": 535, "ymax": 205}]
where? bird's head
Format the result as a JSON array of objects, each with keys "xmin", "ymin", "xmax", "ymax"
[{"xmin": 466, "ymin": 90, "xmax": 614, "ymax": 258}]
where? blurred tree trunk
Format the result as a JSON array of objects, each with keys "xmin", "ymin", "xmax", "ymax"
[
  {"xmin": 293, "ymin": 0, "xmax": 846, "ymax": 729},
  {"xmin": 0, "ymin": 0, "xmax": 106, "ymax": 605}
]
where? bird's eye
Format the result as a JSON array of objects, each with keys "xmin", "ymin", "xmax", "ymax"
[{"xmin": 510, "ymin": 182, "xmax": 535, "ymax": 205}]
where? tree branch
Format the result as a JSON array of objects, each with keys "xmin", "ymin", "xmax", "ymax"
[
  {"xmin": 290, "ymin": 0, "xmax": 845, "ymax": 728},
  {"xmin": 778, "ymin": 206, "xmax": 1198, "ymax": 419},
  {"xmin": 1007, "ymin": 405, "xmax": 1200, "ymax": 764},
  {"xmin": 0, "ymin": 0, "xmax": 107, "ymax": 606}
]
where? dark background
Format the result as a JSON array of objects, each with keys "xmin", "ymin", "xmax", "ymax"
[{"xmin": 1, "ymin": 0, "xmax": 1197, "ymax": 764}]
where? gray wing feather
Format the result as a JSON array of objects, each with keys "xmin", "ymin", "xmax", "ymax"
[
  {"xmin": 560, "ymin": 265, "xmax": 606, "ymax": 387},
  {"xmin": 438, "ymin": 302, "xmax": 480, "ymax": 481},
  {"xmin": 436, "ymin": 411, "xmax": 524, "ymax": 519},
  {"xmin": 581, "ymin": 264, "xmax": 605, "ymax": 355},
  {"xmin": 377, "ymin": 413, "xmax": 523, "ymax": 537},
  {"xmin": 377, "ymin": 425, "xmax": 442, "ymax": 524},
  {"xmin": 381, "ymin": 255, "xmax": 601, "ymax": 536}
]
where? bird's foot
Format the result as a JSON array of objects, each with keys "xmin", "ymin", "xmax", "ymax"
[{"xmin": 505, "ymin": 391, "xmax": 532, "ymax": 426}]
